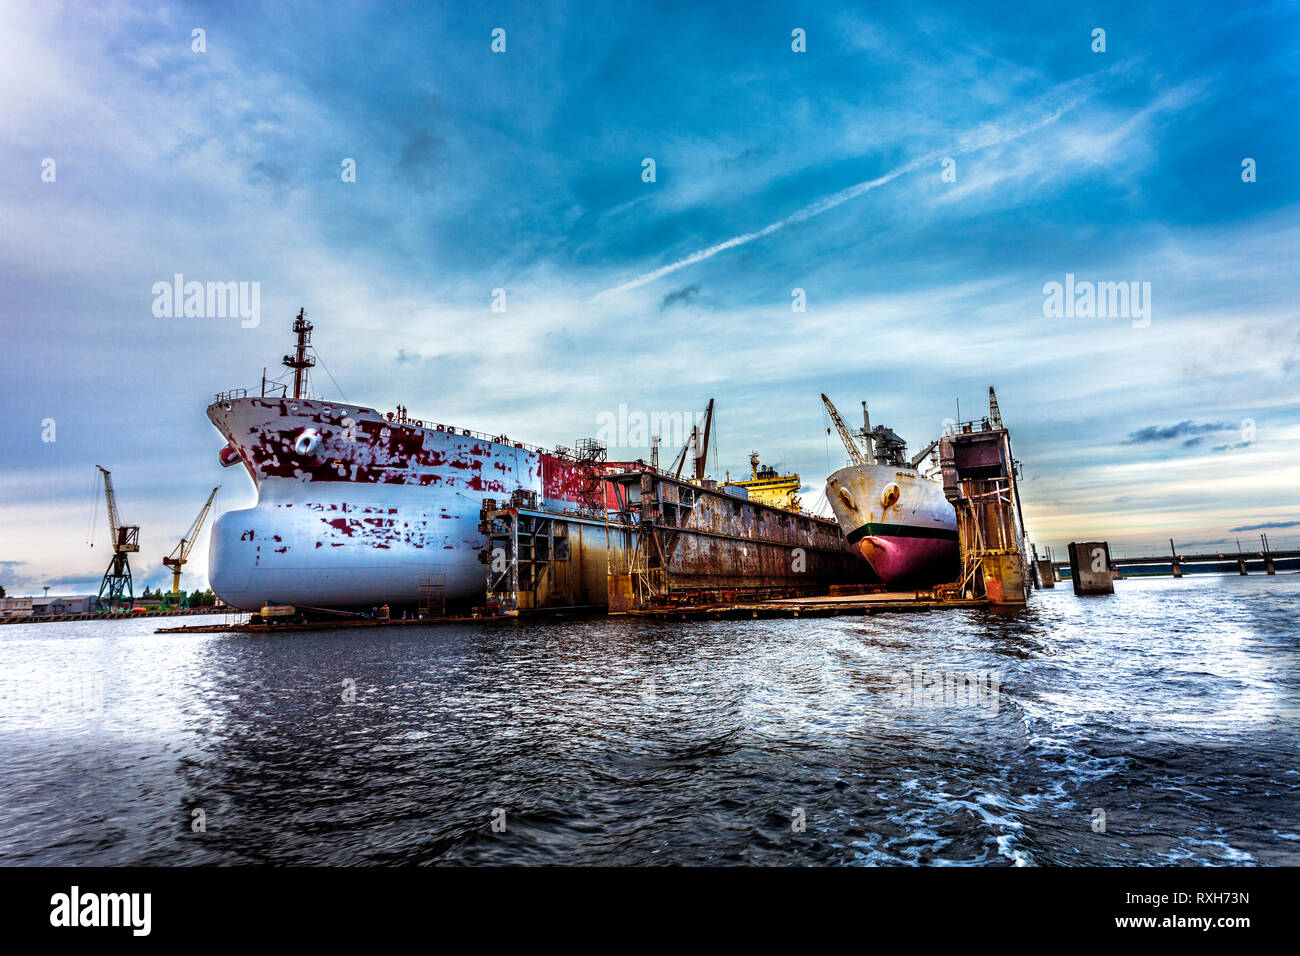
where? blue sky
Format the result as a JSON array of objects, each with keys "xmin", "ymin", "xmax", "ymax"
[{"xmin": 1, "ymin": 0, "xmax": 1298, "ymax": 595}]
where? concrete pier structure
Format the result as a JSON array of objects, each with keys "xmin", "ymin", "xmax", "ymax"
[
  {"xmin": 1068, "ymin": 541, "xmax": 1115, "ymax": 595},
  {"xmin": 1035, "ymin": 559, "xmax": 1055, "ymax": 588}
]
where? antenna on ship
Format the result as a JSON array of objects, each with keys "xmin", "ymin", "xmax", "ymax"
[
  {"xmin": 861, "ymin": 401, "xmax": 876, "ymax": 463},
  {"xmin": 283, "ymin": 308, "xmax": 316, "ymax": 400}
]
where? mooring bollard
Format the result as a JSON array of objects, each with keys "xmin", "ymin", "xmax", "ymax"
[{"xmin": 1067, "ymin": 541, "xmax": 1115, "ymax": 595}]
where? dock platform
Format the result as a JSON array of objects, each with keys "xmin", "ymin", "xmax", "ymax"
[
  {"xmin": 154, "ymin": 590, "xmax": 1008, "ymax": 633},
  {"xmin": 614, "ymin": 590, "xmax": 1003, "ymax": 619}
]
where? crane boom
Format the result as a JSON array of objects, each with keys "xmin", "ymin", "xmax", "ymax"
[
  {"xmin": 695, "ymin": 398, "xmax": 714, "ymax": 481},
  {"xmin": 96, "ymin": 465, "xmax": 121, "ymax": 545},
  {"xmin": 668, "ymin": 441, "xmax": 689, "ymax": 477},
  {"xmin": 670, "ymin": 398, "xmax": 714, "ymax": 480},
  {"xmin": 172, "ymin": 487, "xmax": 220, "ymax": 564},
  {"xmin": 163, "ymin": 487, "xmax": 220, "ymax": 604},
  {"xmin": 909, "ymin": 439, "xmax": 940, "ymax": 470},
  {"xmin": 820, "ymin": 394, "xmax": 866, "ymax": 466}
]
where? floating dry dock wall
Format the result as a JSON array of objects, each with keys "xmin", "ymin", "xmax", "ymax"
[
  {"xmin": 603, "ymin": 470, "xmax": 863, "ymax": 613},
  {"xmin": 480, "ymin": 475, "xmax": 863, "ymax": 616},
  {"xmin": 481, "ymin": 497, "xmax": 628, "ymax": 614}
]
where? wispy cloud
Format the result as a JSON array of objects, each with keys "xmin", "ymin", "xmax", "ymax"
[
  {"xmin": 1230, "ymin": 520, "xmax": 1300, "ymax": 532},
  {"xmin": 660, "ymin": 282, "xmax": 701, "ymax": 310},
  {"xmin": 1123, "ymin": 421, "xmax": 1233, "ymax": 444},
  {"xmin": 592, "ymin": 74, "xmax": 1106, "ymax": 300}
]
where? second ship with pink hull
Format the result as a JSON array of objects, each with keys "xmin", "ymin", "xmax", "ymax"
[{"xmin": 821, "ymin": 395, "xmax": 959, "ymax": 588}]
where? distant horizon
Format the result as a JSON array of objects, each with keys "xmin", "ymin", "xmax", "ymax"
[{"xmin": 2, "ymin": 0, "xmax": 1297, "ymax": 596}]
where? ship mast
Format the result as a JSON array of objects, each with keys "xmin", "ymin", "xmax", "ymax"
[{"xmin": 284, "ymin": 308, "xmax": 316, "ymax": 400}]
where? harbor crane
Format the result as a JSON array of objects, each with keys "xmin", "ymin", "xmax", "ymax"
[
  {"xmin": 670, "ymin": 398, "xmax": 714, "ymax": 481},
  {"xmin": 909, "ymin": 439, "xmax": 941, "ymax": 471},
  {"xmin": 821, "ymin": 393, "xmax": 868, "ymax": 465},
  {"xmin": 824, "ymin": 393, "xmax": 937, "ymax": 470},
  {"xmin": 162, "ymin": 487, "xmax": 220, "ymax": 607},
  {"xmin": 94, "ymin": 466, "xmax": 140, "ymax": 612},
  {"xmin": 987, "ymin": 386, "xmax": 1003, "ymax": 430}
]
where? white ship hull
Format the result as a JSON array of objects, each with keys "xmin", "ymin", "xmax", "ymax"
[{"xmin": 206, "ymin": 395, "xmax": 593, "ymax": 610}]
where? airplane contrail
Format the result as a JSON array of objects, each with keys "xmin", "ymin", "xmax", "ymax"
[{"xmin": 592, "ymin": 84, "xmax": 1094, "ymax": 301}]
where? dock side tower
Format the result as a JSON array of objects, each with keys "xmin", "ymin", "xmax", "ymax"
[{"xmin": 937, "ymin": 387, "xmax": 1031, "ymax": 604}]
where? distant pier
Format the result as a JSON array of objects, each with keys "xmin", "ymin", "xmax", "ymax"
[{"xmin": 1053, "ymin": 548, "xmax": 1297, "ymax": 579}]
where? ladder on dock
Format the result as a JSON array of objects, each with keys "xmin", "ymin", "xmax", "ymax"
[{"xmin": 418, "ymin": 573, "xmax": 446, "ymax": 618}]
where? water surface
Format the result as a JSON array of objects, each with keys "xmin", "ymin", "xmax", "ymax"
[{"xmin": 1, "ymin": 575, "xmax": 1297, "ymax": 865}]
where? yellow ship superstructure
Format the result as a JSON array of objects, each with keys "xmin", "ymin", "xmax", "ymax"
[{"xmin": 723, "ymin": 452, "xmax": 802, "ymax": 511}]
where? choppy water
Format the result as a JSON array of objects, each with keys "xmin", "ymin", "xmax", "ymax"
[{"xmin": 1, "ymin": 574, "xmax": 1297, "ymax": 866}]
